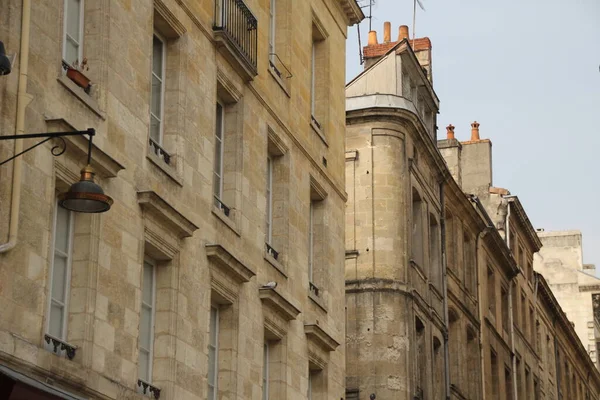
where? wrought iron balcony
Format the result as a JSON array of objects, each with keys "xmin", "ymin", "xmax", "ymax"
[
  {"xmin": 214, "ymin": 0, "xmax": 258, "ymax": 80},
  {"xmin": 265, "ymin": 243, "xmax": 279, "ymax": 260},
  {"xmin": 138, "ymin": 379, "xmax": 161, "ymax": 399},
  {"xmin": 149, "ymin": 138, "xmax": 171, "ymax": 165},
  {"xmin": 44, "ymin": 334, "xmax": 77, "ymax": 360},
  {"xmin": 214, "ymin": 196, "xmax": 231, "ymax": 217}
]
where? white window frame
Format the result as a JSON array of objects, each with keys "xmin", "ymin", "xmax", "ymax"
[
  {"xmin": 62, "ymin": 0, "xmax": 84, "ymax": 66},
  {"xmin": 46, "ymin": 199, "xmax": 74, "ymax": 347},
  {"xmin": 263, "ymin": 341, "xmax": 270, "ymax": 400},
  {"xmin": 150, "ymin": 32, "xmax": 166, "ymax": 146},
  {"xmin": 266, "ymin": 156, "xmax": 273, "ymax": 245},
  {"xmin": 208, "ymin": 305, "xmax": 220, "ymax": 400},
  {"xmin": 308, "ymin": 200, "xmax": 314, "ymax": 283},
  {"xmin": 268, "ymin": 0, "xmax": 276, "ymax": 62},
  {"xmin": 138, "ymin": 259, "xmax": 157, "ymax": 383},
  {"xmin": 214, "ymin": 102, "xmax": 225, "ymax": 202}
]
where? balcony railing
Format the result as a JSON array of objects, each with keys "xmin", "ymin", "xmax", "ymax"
[{"xmin": 214, "ymin": 0, "xmax": 257, "ymax": 79}]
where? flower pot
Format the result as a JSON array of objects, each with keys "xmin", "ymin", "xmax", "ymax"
[{"xmin": 66, "ymin": 68, "xmax": 91, "ymax": 94}]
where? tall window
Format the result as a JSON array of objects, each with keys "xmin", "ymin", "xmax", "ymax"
[
  {"xmin": 411, "ymin": 189, "xmax": 424, "ymax": 267},
  {"xmin": 47, "ymin": 202, "xmax": 74, "ymax": 348},
  {"xmin": 501, "ymin": 285, "xmax": 509, "ymax": 333},
  {"xmin": 150, "ymin": 33, "xmax": 166, "ymax": 145},
  {"xmin": 208, "ymin": 305, "xmax": 219, "ymax": 400},
  {"xmin": 309, "ymin": 200, "xmax": 315, "ymax": 285},
  {"xmin": 310, "ymin": 41, "xmax": 316, "ymax": 119},
  {"xmin": 266, "ymin": 156, "xmax": 273, "ymax": 245},
  {"xmin": 505, "ymin": 366, "xmax": 513, "ymax": 400},
  {"xmin": 63, "ymin": 0, "xmax": 84, "ymax": 66},
  {"xmin": 415, "ymin": 317, "xmax": 426, "ymax": 395},
  {"xmin": 263, "ymin": 342, "xmax": 270, "ymax": 400},
  {"xmin": 490, "ymin": 350, "xmax": 499, "ymax": 397},
  {"xmin": 310, "ymin": 21, "xmax": 327, "ymax": 130},
  {"xmin": 487, "ymin": 266, "xmax": 496, "ymax": 318},
  {"xmin": 429, "ymin": 214, "xmax": 441, "ymax": 287},
  {"xmin": 268, "ymin": 0, "xmax": 276, "ymax": 62},
  {"xmin": 139, "ymin": 261, "xmax": 156, "ymax": 383},
  {"xmin": 213, "ymin": 102, "xmax": 225, "ymax": 207},
  {"xmin": 308, "ymin": 371, "xmax": 313, "ymax": 400}
]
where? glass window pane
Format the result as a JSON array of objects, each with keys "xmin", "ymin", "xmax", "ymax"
[
  {"xmin": 151, "ymin": 75, "xmax": 162, "ymax": 116},
  {"xmin": 214, "ymin": 140, "xmax": 222, "ymax": 176},
  {"xmin": 138, "ymin": 349, "xmax": 149, "ymax": 381},
  {"xmin": 207, "ymin": 385, "xmax": 215, "ymax": 400},
  {"xmin": 54, "ymin": 206, "xmax": 70, "ymax": 253},
  {"xmin": 49, "ymin": 303, "xmax": 64, "ymax": 338},
  {"xmin": 64, "ymin": 40, "xmax": 79, "ymax": 66},
  {"xmin": 209, "ymin": 307, "xmax": 218, "ymax": 345},
  {"xmin": 140, "ymin": 305, "xmax": 152, "ymax": 348},
  {"xmin": 51, "ymin": 255, "xmax": 68, "ymax": 302},
  {"xmin": 142, "ymin": 262, "xmax": 154, "ymax": 305},
  {"xmin": 150, "ymin": 116, "xmax": 161, "ymax": 143},
  {"xmin": 208, "ymin": 346, "xmax": 216, "ymax": 382},
  {"xmin": 152, "ymin": 36, "xmax": 163, "ymax": 78},
  {"xmin": 215, "ymin": 104, "xmax": 223, "ymax": 140},
  {"xmin": 66, "ymin": 0, "xmax": 81, "ymax": 43}
]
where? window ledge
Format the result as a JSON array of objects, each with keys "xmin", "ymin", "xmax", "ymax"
[
  {"xmin": 409, "ymin": 259, "xmax": 427, "ymax": 281},
  {"xmin": 211, "ymin": 205, "xmax": 241, "ymax": 236},
  {"xmin": 137, "ymin": 190, "xmax": 198, "ymax": 239},
  {"xmin": 206, "ymin": 244, "xmax": 255, "ymax": 283},
  {"xmin": 264, "ymin": 251, "xmax": 287, "ymax": 278},
  {"xmin": 304, "ymin": 323, "xmax": 339, "ymax": 352},
  {"xmin": 345, "ymin": 249, "xmax": 359, "ymax": 260},
  {"xmin": 259, "ymin": 288, "xmax": 300, "ymax": 321},
  {"xmin": 268, "ymin": 65, "xmax": 291, "ymax": 97},
  {"xmin": 310, "ymin": 118, "xmax": 328, "ymax": 147},
  {"xmin": 137, "ymin": 379, "xmax": 161, "ymax": 399},
  {"xmin": 57, "ymin": 75, "xmax": 105, "ymax": 119},
  {"xmin": 308, "ymin": 289, "xmax": 327, "ymax": 313},
  {"xmin": 146, "ymin": 152, "xmax": 183, "ymax": 186},
  {"xmin": 44, "ymin": 334, "xmax": 77, "ymax": 360}
]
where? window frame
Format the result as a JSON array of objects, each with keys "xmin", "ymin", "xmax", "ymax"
[
  {"xmin": 46, "ymin": 199, "xmax": 75, "ymax": 344},
  {"xmin": 150, "ymin": 31, "xmax": 167, "ymax": 146},
  {"xmin": 268, "ymin": 0, "xmax": 276, "ymax": 62},
  {"xmin": 62, "ymin": 0, "xmax": 85, "ymax": 67},
  {"xmin": 208, "ymin": 305, "xmax": 220, "ymax": 400},
  {"xmin": 263, "ymin": 341, "xmax": 270, "ymax": 400},
  {"xmin": 213, "ymin": 101, "xmax": 225, "ymax": 203},
  {"xmin": 308, "ymin": 200, "xmax": 314, "ymax": 284},
  {"xmin": 139, "ymin": 259, "xmax": 157, "ymax": 383},
  {"xmin": 310, "ymin": 42, "xmax": 316, "ymax": 117},
  {"xmin": 266, "ymin": 156, "xmax": 273, "ymax": 245}
]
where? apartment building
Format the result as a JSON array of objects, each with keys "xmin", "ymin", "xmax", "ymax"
[
  {"xmin": 0, "ymin": 0, "xmax": 363, "ymax": 399},
  {"xmin": 345, "ymin": 21, "xmax": 600, "ymax": 400}
]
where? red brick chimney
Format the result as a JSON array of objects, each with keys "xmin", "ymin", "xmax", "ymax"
[
  {"xmin": 383, "ymin": 21, "xmax": 391, "ymax": 43},
  {"xmin": 398, "ymin": 25, "xmax": 409, "ymax": 41},
  {"xmin": 470, "ymin": 121, "xmax": 480, "ymax": 141},
  {"xmin": 446, "ymin": 124, "xmax": 455, "ymax": 140}
]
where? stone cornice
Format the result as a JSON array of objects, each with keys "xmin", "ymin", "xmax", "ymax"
[
  {"xmin": 137, "ymin": 191, "xmax": 198, "ymax": 238},
  {"xmin": 259, "ymin": 288, "xmax": 301, "ymax": 321},
  {"xmin": 205, "ymin": 244, "xmax": 255, "ymax": 283},
  {"xmin": 508, "ymin": 197, "xmax": 543, "ymax": 251},
  {"xmin": 304, "ymin": 324, "xmax": 340, "ymax": 352},
  {"xmin": 336, "ymin": 0, "xmax": 364, "ymax": 25}
]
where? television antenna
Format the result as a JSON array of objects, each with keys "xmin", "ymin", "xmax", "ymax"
[
  {"xmin": 412, "ymin": 0, "xmax": 425, "ymax": 48},
  {"xmin": 356, "ymin": 0, "xmax": 376, "ymax": 65}
]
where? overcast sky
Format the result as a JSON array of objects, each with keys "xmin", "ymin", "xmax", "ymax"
[{"xmin": 346, "ymin": 0, "xmax": 600, "ymax": 271}]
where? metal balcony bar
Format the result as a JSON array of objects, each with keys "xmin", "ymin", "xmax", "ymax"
[{"xmin": 214, "ymin": 0, "xmax": 257, "ymax": 71}]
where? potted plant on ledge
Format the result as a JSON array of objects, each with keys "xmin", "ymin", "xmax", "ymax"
[{"xmin": 64, "ymin": 58, "xmax": 91, "ymax": 94}]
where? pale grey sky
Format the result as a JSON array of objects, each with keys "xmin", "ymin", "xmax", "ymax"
[{"xmin": 346, "ymin": 0, "xmax": 600, "ymax": 270}]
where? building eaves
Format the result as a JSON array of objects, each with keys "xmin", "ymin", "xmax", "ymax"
[
  {"xmin": 536, "ymin": 272, "xmax": 600, "ymax": 385},
  {"xmin": 508, "ymin": 197, "xmax": 543, "ymax": 251}
]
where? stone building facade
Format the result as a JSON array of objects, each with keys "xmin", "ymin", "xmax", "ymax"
[
  {"xmin": 345, "ymin": 22, "xmax": 600, "ymax": 400},
  {"xmin": 534, "ymin": 229, "xmax": 600, "ymax": 368},
  {"xmin": 0, "ymin": 0, "xmax": 363, "ymax": 399}
]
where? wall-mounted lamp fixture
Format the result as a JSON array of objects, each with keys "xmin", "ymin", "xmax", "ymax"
[
  {"xmin": 0, "ymin": 41, "xmax": 11, "ymax": 75},
  {"xmin": 0, "ymin": 128, "xmax": 113, "ymax": 213}
]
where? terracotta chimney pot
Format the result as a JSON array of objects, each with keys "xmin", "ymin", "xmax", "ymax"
[
  {"xmin": 398, "ymin": 25, "xmax": 409, "ymax": 41},
  {"xmin": 446, "ymin": 124, "xmax": 455, "ymax": 140},
  {"xmin": 470, "ymin": 121, "xmax": 481, "ymax": 141},
  {"xmin": 368, "ymin": 30, "xmax": 378, "ymax": 45},
  {"xmin": 383, "ymin": 22, "xmax": 391, "ymax": 43}
]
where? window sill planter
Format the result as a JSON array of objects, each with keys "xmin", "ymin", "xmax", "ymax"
[{"xmin": 66, "ymin": 68, "xmax": 91, "ymax": 94}]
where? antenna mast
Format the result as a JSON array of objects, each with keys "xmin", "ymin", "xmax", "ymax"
[{"xmin": 356, "ymin": 0, "xmax": 375, "ymax": 65}]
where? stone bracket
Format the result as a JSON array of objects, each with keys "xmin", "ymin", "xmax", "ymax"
[
  {"xmin": 259, "ymin": 288, "xmax": 300, "ymax": 321},
  {"xmin": 137, "ymin": 191, "xmax": 198, "ymax": 238},
  {"xmin": 304, "ymin": 324, "xmax": 340, "ymax": 352},
  {"xmin": 206, "ymin": 244, "xmax": 255, "ymax": 283}
]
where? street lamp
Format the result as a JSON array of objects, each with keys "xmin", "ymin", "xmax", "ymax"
[
  {"xmin": 0, "ymin": 41, "xmax": 11, "ymax": 75},
  {"xmin": 0, "ymin": 128, "xmax": 113, "ymax": 213}
]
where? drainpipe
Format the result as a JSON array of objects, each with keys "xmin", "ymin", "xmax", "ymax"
[
  {"xmin": 469, "ymin": 195, "xmax": 493, "ymax": 400},
  {"xmin": 0, "ymin": 0, "xmax": 33, "ymax": 253},
  {"xmin": 503, "ymin": 197, "xmax": 519, "ymax": 400},
  {"xmin": 439, "ymin": 181, "xmax": 450, "ymax": 400}
]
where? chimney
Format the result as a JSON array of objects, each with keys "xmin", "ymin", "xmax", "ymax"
[
  {"xmin": 398, "ymin": 25, "xmax": 409, "ymax": 41},
  {"xmin": 383, "ymin": 22, "xmax": 391, "ymax": 43},
  {"xmin": 470, "ymin": 121, "xmax": 480, "ymax": 141},
  {"xmin": 446, "ymin": 124, "xmax": 455, "ymax": 140},
  {"xmin": 368, "ymin": 30, "xmax": 378, "ymax": 46}
]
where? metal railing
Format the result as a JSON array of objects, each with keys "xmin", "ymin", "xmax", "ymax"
[
  {"xmin": 265, "ymin": 243, "xmax": 279, "ymax": 260},
  {"xmin": 214, "ymin": 0, "xmax": 257, "ymax": 71},
  {"xmin": 214, "ymin": 196, "xmax": 231, "ymax": 217}
]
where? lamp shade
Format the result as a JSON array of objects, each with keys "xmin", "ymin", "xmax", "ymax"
[
  {"xmin": 58, "ymin": 165, "xmax": 113, "ymax": 213},
  {"xmin": 0, "ymin": 41, "xmax": 11, "ymax": 76}
]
